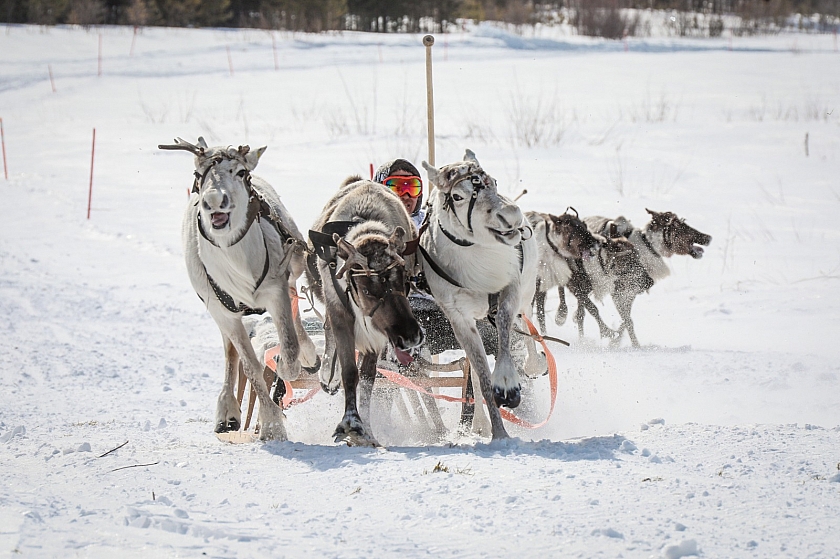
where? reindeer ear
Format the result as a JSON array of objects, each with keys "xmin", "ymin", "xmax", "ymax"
[
  {"xmin": 608, "ymin": 221, "xmax": 619, "ymax": 238},
  {"xmin": 245, "ymin": 146, "xmax": 266, "ymax": 171},
  {"xmin": 390, "ymin": 226, "xmax": 407, "ymax": 253},
  {"xmin": 464, "ymin": 149, "xmax": 479, "ymax": 165},
  {"xmin": 422, "ymin": 161, "xmax": 443, "ymax": 187},
  {"xmin": 197, "ymin": 137, "xmax": 208, "ymax": 149}
]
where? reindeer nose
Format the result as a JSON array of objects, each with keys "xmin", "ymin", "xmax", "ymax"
[
  {"xmin": 202, "ymin": 189, "xmax": 229, "ymax": 211},
  {"xmin": 498, "ymin": 204, "xmax": 524, "ymax": 230}
]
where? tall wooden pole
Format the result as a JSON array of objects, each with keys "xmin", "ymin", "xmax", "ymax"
[{"xmin": 423, "ymin": 35, "xmax": 436, "ymax": 179}]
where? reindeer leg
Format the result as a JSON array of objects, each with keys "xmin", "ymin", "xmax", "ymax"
[
  {"xmin": 332, "ymin": 319, "xmax": 377, "ymax": 446},
  {"xmin": 555, "ymin": 286, "xmax": 568, "ymax": 327},
  {"xmin": 573, "ymin": 295, "xmax": 586, "ymax": 338},
  {"xmin": 357, "ymin": 352, "xmax": 379, "ymax": 441},
  {"xmin": 214, "ymin": 313, "xmax": 287, "ymax": 441},
  {"xmin": 318, "ymin": 318, "xmax": 340, "ymax": 394},
  {"xmin": 289, "ymin": 288, "xmax": 321, "ymax": 374},
  {"xmin": 519, "ymin": 308, "xmax": 547, "ymax": 378},
  {"xmin": 215, "ymin": 336, "xmax": 242, "ymax": 433},
  {"xmin": 535, "ymin": 288, "xmax": 548, "ymax": 334},
  {"xmin": 447, "ymin": 312, "xmax": 509, "ymax": 440},
  {"xmin": 491, "ymin": 283, "xmax": 522, "ymax": 409},
  {"xmin": 614, "ymin": 291, "xmax": 640, "ymax": 348},
  {"xmin": 469, "ymin": 365, "xmax": 492, "ymax": 438},
  {"xmin": 265, "ymin": 282, "xmax": 301, "ymax": 382}
]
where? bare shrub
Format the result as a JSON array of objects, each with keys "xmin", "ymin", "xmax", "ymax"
[
  {"xmin": 124, "ymin": 0, "xmax": 150, "ymax": 26},
  {"xmin": 26, "ymin": 0, "xmax": 69, "ymax": 25},
  {"xmin": 507, "ymin": 92, "xmax": 571, "ymax": 148},
  {"xmin": 572, "ymin": 0, "xmax": 638, "ymax": 39},
  {"xmin": 67, "ymin": 0, "xmax": 105, "ymax": 26}
]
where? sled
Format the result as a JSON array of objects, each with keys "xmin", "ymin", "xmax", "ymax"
[{"xmin": 216, "ymin": 309, "xmax": 558, "ymax": 444}]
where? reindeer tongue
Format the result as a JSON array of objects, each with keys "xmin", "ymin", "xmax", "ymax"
[{"xmin": 394, "ymin": 347, "xmax": 413, "ymax": 366}]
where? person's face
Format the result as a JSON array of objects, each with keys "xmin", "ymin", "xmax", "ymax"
[{"xmin": 389, "ymin": 169, "xmax": 419, "ymax": 214}]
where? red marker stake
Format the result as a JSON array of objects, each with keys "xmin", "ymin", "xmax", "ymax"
[
  {"xmin": 1, "ymin": 117, "xmax": 8, "ymax": 180},
  {"xmin": 227, "ymin": 45, "xmax": 234, "ymax": 76},
  {"xmin": 369, "ymin": 163, "xmax": 374, "ymax": 179},
  {"xmin": 48, "ymin": 64, "xmax": 56, "ymax": 92},
  {"xmin": 87, "ymin": 128, "xmax": 96, "ymax": 219}
]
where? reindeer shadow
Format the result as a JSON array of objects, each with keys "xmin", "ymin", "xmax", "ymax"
[{"xmin": 259, "ymin": 434, "xmax": 629, "ymax": 472}]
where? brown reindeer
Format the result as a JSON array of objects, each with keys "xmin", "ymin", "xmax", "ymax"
[
  {"xmin": 527, "ymin": 208, "xmax": 600, "ymax": 334},
  {"xmin": 578, "ymin": 209, "xmax": 712, "ymax": 347}
]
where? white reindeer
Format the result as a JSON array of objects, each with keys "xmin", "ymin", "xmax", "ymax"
[
  {"xmin": 419, "ymin": 150, "xmax": 542, "ymax": 441},
  {"xmin": 161, "ymin": 137, "xmax": 319, "ymax": 441}
]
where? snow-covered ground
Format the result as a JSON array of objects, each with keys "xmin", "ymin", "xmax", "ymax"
[{"xmin": 1, "ymin": 23, "xmax": 839, "ymax": 558}]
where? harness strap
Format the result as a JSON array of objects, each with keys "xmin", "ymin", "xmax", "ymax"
[
  {"xmin": 543, "ymin": 217, "xmax": 565, "ymax": 259},
  {"xmin": 639, "ymin": 231, "xmax": 661, "ymax": 258},
  {"xmin": 402, "ymin": 220, "xmax": 427, "ymax": 255},
  {"xmin": 417, "ymin": 244, "xmax": 464, "ymax": 289},
  {"xmin": 438, "ymin": 220, "xmax": 474, "ymax": 247},
  {"xmin": 202, "ymin": 231, "xmax": 271, "ymax": 315},
  {"xmin": 466, "ymin": 175, "xmax": 485, "ymax": 232}
]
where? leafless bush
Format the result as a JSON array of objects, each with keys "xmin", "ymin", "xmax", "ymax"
[
  {"xmin": 124, "ymin": 0, "xmax": 150, "ymax": 26},
  {"xmin": 572, "ymin": 0, "xmax": 638, "ymax": 39},
  {"xmin": 507, "ymin": 92, "xmax": 572, "ymax": 148},
  {"xmin": 67, "ymin": 0, "xmax": 105, "ymax": 26}
]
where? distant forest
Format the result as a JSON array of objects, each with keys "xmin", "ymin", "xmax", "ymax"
[{"xmin": 1, "ymin": 0, "xmax": 838, "ymax": 37}]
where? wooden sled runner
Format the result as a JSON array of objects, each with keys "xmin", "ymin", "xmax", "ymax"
[{"xmin": 216, "ymin": 314, "xmax": 558, "ymax": 444}]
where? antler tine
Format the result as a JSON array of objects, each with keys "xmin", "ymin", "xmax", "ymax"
[
  {"xmin": 565, "ymin": 206, "xmax": 579, "ymax": 218},
  {"xmin": 386, "ymin": 246, "xmax": 405, "ymax": 268},
  {"xmin": 158, "ymin": 137, "xmax": 205, "ymax": 156},
  {"xmin": 333, "ymin": 235, "xmax": 370, "ymax": 279}
]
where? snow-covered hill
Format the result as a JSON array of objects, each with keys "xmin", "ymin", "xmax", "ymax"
[{"xmin": 1, "ymin": 23, "xmax": 838, "ymax": 557}]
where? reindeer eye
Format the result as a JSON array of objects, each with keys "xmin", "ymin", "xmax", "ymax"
[
  {"xmin": 452, "ymin": 194, "xmax": 464, "ymax": 202},
  {"xmin": 362, "ymin": 287, "xmax": 370, "ymax": 296},
  {"xmin": 236, "ymin": 170, "xmax": 247, "ymax": 178}
]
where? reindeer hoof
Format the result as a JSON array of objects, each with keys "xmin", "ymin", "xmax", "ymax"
[
  {"xmin": 333, "ymin": 425, "xmax": 378, "ymax": 447},
  {"xmin": 271, "ymin": 380, "xmax": 287, "ymax": 405},
  {"xmin": 215, "ymin": 418, "xmax": 240, "ymax": 433},
  {"xmin": 493, "ymin": 385, "xmax": 521, "ymax": 409},
  {"xmin": 320, "ymin": 381, "xmax": 340, "ymax": 396},
  {"xmin": 302, "ymin": 355, "xmax": 321, "ymax": 375}
]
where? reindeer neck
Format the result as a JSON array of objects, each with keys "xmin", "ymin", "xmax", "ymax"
[
  {"xmin": 199, "ymin": 219, "xmax": 271, "ymax": 303},
  {"xmin": 422, "ymin": 208, "xmax": 519, "ymax": 294},
  {"xmin": 631, "ymin": 228, "xmax": 671, "ymax": 281}
]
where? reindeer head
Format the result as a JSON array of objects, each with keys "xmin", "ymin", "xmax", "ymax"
[
  {"xmin": 423, "ymin": 150, "xmax": 526, "ymax": 247},
  {"xmin": 333, "ymin": 225, "xmax": 423, "ymax": 363},
  {"xmin": 645, "ymin": 209, "xmax": 712, "ymax": 259},
  {"xmin": 548, "ymin": 207, "xmax": 599, "ymax": 260},
  {"xmin": 160, "ymin": 137, "xmax": 266, "ymax": 245}
]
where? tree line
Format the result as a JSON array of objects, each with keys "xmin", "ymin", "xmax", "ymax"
[{"xmin": 1, "ymin": 0, "xmax": 837, "ymax": 35}]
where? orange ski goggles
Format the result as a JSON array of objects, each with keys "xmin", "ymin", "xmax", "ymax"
[{"xmin": 383, "ymin": 175, "xmax": 422, "ymax": 198}]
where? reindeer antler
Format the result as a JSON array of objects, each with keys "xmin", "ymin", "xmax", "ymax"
[
  {"xmin": 334, "ymin": 234, "xmax": 371, "ymax": 279},
  {"xmin": 158, "ymin": 137, "xmax": 206, "ymax": 156}
]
